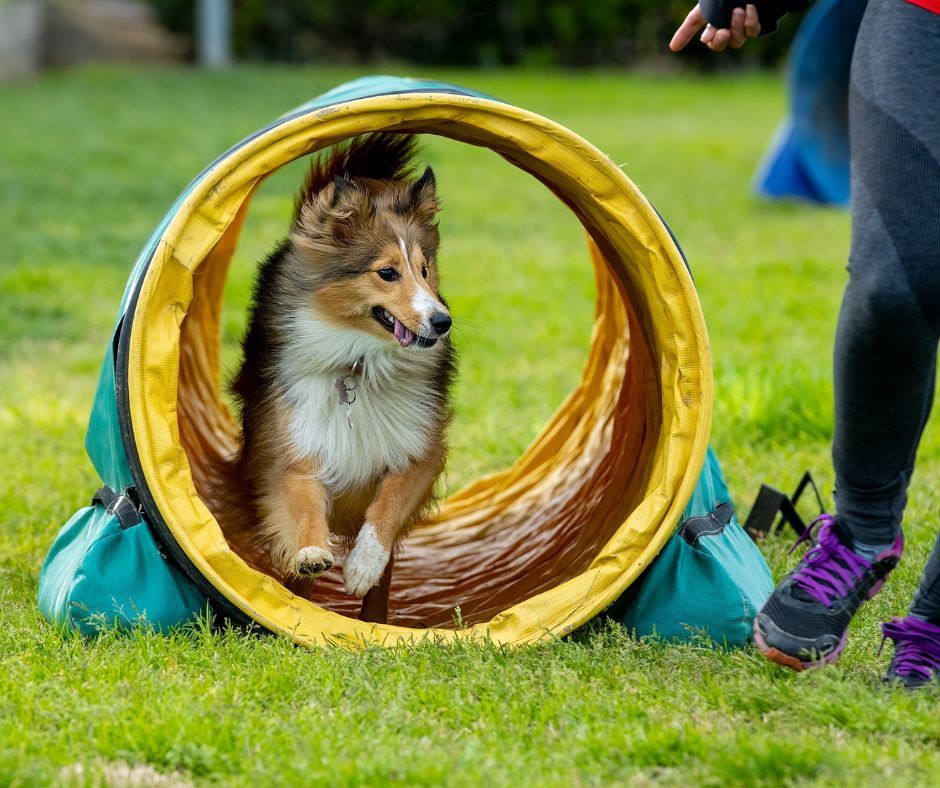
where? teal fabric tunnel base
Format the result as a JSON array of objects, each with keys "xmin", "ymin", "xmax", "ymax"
[
  {"xmin": 38, "ymin": 447, "xmax": 774, "ymax": 646},
  {"xmin": 38, "ymin": 503, "xmax": 207, "ymax": 636},
  {"xmin": 606, "ymin": 449, "xmax": 774, "ymax": 648}
]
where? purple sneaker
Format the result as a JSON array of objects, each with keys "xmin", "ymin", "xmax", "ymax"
[
  {"xmin": 754, "ymin": 514, "xmax": 903, "ymax": 671},
  {"xmin": 882, "ymin": 616, "xmax": 940, "ymax": 689}
]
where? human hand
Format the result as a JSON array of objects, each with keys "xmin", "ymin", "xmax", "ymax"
[{"xmin": 669, "ymin": 4, "xmax": 762, "ymax": 52}]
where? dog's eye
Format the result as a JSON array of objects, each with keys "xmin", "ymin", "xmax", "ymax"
[
  {"xmin": 377, "ymin": 267, "xmax": 400, "ymax": 282},
  {"xmin": 421, "ymin": 265, "xmax": 429, "ymax": 279}
]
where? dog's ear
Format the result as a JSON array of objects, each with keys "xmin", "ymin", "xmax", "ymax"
[
  {"xmin": 331, "ymin": 175, "xmax": 356, "ymax": 208},
  {"xmin": 327, "ymin": 177, "xmax": 374, "ymax": 245},
  {"xmin": 293, "ymin": 175, "xmax": 373, "ymax": 252},
  {"xmin": 412, "ymin": 166, "xmax": 436, "ymax": 201},
  {"xmin": 403, "ymin": 166, "xmax": 439, "ymax": 218},
  {"xmin": 326, "ymin": 175, "xmax": 372, "ymax": 216}
]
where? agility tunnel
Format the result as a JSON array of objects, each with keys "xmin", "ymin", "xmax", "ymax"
[
  {"xmin": 754, "ymin": 0, "xmax": 867, "ymax": 205},
  {"xmin": 38, "ymin": 76, "xmax": 772, "ymax": 648}
]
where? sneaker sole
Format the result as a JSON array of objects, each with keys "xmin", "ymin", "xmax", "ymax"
[
  {"xmin": 753, "ymin": 619, "xmax": 848, "ymax": 671},
  {"xmin": 753, "ymin": 578, "xmax": 886, "ymax": 672}
]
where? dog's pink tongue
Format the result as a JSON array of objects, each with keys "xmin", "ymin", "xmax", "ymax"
[{"xmin": 393, "ymin": 318, "xmax": 414, "ymax": 348}]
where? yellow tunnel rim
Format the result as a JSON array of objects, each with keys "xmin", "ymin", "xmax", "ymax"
[{"xmin": 122, "ymin": 91, "xmax": 713, "ymax": 647}]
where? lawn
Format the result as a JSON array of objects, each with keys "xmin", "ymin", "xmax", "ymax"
[{"xmin": 2, "ymin": 66, "xmax": 939, "ymax": 786}]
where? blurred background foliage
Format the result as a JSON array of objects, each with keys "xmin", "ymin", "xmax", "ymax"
[{"xmin": 148, "ymin": 0, "xmax": 801, "ymax": 68}]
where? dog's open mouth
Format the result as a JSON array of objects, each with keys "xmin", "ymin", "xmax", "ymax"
[{"xmin": 372, "ymin": 307, "xmax": 438, "ymax": 348}]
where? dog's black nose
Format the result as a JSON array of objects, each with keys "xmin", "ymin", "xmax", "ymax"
[{"xmin": 430, "ymin": 311, "xmax": 452, "ymax": 336}]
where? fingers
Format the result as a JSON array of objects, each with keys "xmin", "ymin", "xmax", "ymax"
[
  {"xmin": 745, "ymin": 3, "xmax": 762, "ymax": 37},
  {"xmin": 669, "ymin": 4, "xmax": 706, "ymax": 52},
  {"xmin": 728, "ymin": 7, "xmax": 747, "ymax": 48},
  {"xmin": 728, "ymin": 4, "xmax": 761, "ymax": 47},
  {"xmin": 704, "ymin": 28, "xmax": 731, "ymax": 52},
  {"xmin": 672, "ymin": 2, "xmax": 761, "ymax": 54}
]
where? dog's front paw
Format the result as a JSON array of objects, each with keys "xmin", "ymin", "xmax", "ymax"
[
  {"xmin": 293, "ymin": 546, "xmax": 335, "ymax": 578},
  {"xmin": 343, "ymin": 523, "xmax": 391, "ymax": 597}
]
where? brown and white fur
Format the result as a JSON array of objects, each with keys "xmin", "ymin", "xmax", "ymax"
[{"xmin": 231, "ymin": 134, "xmax": 455, "ymax": 603}]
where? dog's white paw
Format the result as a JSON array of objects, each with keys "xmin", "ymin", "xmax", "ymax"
[
  {"xmin": 293, "ymin": 546, "xmax": 334, "ymax": 578},
  {"xmin": 343, "ymin": 523, "xmax": 390, "ymax": 597}
]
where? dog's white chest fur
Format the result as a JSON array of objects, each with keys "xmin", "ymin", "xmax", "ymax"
[{"xmin": 278, "ymin": 310, "xmax": 440, "ymax": 491}]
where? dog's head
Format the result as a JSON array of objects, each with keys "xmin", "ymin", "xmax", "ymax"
[{"xmin": 290, "ymin": 166, "xmax": 450, "ymax": 350}]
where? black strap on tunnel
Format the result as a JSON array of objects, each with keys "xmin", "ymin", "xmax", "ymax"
[
  {"xmin": 680, "ymin": 501, "xmax": 735, "ymax": 546},
  {"xmin": 92, "ymin": 485, "xmax": 143, "ymax": 529}
]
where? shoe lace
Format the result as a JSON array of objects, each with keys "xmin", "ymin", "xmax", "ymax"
[
  {"xmin": 788, "ymin": 514, "xmax": 871, "ymax": 608},
  {"xmin": 881, "ymin": 617, "xmax": 940, "ymax": 681}
]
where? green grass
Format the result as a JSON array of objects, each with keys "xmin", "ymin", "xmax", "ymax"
[{"xmin": 2, "ymin": 66, "xmax": 940, "ymax": 786}]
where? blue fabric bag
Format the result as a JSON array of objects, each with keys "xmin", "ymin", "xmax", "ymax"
[
  {"xmin": 606, "ymin": 449, "xmax": 775, "ymax": 648},
  {"xmin": 38, "ymin": 489, "xmax": 206, "ymax": 635}
]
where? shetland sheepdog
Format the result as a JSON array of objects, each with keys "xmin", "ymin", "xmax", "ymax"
[{"xmin": 231, "ymin": 133, "xmax": 455, "ymax": 605}]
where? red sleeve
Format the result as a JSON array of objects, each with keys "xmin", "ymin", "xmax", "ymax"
[{"xmin": 906, "ymin": 0, "xmax": 940, "ymax": 14}]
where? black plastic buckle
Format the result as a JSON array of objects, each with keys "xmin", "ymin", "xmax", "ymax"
[
  {"xmin": 92, "ymin": 485, "xmax": 143, "ymax": 529},
  {"xmin": 744, "ymin": 471, "xmax": 825, "ymax": 540}
]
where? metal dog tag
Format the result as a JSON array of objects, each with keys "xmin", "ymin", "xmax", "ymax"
[{"xmin": 334, "ymin": 357, "xmax": 364, "ymax": 431}]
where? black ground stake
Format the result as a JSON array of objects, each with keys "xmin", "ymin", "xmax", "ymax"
[{"xmin": 744, "ymin": 471, "xmax": 825, "ymax": 540}]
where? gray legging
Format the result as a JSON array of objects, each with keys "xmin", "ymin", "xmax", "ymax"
[{"xmin": 832, "ymin": 0, "xmax": 940, "ymax": 619}]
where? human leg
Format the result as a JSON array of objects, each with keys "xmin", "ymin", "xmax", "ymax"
[{"xmin": 755, "ymin": 0, "xmax": 940, "ymax": 670}]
